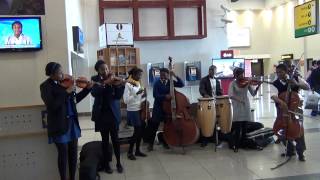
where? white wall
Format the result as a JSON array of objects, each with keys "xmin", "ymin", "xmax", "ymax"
[
  {"xmin": 229, "ymin": 0, "xmax": 320, "ymax": 75},
  {"xmin": 0, "ymin": 0, "xmax": 69, "ymax": 107},
  {"xmin": 80, "ymin": 0, "xmax": 229, "ymax": 110}
]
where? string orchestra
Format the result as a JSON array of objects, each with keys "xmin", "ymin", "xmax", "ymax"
[{"xmin": 40, "ymin": 57, "xmax": 313, "ymax": 180}]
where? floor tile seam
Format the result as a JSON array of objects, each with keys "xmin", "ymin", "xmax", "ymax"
[
  {"xmin": 155, "ymin": 152, "xmax": 171, "ymax": 180},
  {"xmin": 226, "ymin": 152, "xmax": 263, "ymax": 179},
  {"xmin": 188, "ymin": 151, "xmax": 219, "ymax": 180}
]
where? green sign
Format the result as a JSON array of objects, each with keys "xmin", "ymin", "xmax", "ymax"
[{"xmin": 294, "ymin": 0, "xmax": 318, "ymax": 38}]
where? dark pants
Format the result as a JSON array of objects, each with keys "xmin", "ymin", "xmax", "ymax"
[
  {"xmin": 100, "ymin": 124, "xmax": 121, "ymax": 165},
  {"xmin": 285, "ymin": 135, "xmax": 306, "ymax": 156},
  {"xmin": 146, "ymin": 120, "xmax": 160, "ymax": 145},
  {"xmin": 231, "ymin": 121, "xmax": 247, "ymax": 149},
  {"xmin": 129, "ymin": 123, "xmax": 145, "ymax": 154},
  {"xmin": 55, "ymin": 140, "xmax": 78, "ymax": 180}
]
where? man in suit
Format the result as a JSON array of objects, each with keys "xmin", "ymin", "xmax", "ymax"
[
  {"xmin": 198, "ymin": 65, "xmax": 222, "ymax": 147},
  {"xmin": 146, "ymin": 68, "xmax": 184, "ymax": 151}
]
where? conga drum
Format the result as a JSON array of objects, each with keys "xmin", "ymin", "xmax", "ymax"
[
  {"xmin": 197, "ymin": 98, "xmax": 216, "ymax": 137},
  {"xmin": 216, "ymin": 96, "xmax": 232, "ymax": 134}
]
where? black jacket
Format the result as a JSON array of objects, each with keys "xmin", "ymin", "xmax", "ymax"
[
  {"xmin": 91, "ymin": 75, "xmax": 124, "ymax": 130},
  {"xmin": 40, "ymin": 78, "xmax": 90, "ymax": 137},
  {"xmin": 199, "ymin": 75, "xmax": 223, "ymax": 97},
  {"xmin": 308, "ymin": 67, "xmax": 320, "ymax": 91}
]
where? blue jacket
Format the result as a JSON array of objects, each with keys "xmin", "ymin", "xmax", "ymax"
[
  {"xmin": 152, "ymin": 77, "xmax": 184, "ymax": 122},
  {"xmin": 91, "ymin": 75, "xmax": 124, "ymax": 130}
]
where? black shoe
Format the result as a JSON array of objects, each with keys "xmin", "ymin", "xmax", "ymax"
[
  {"xmin": 127, "ymin": 153, "xmax": 136, "ymax": 160},
  {"xmin": 147, "ymin": 144, "xmax": 153, "ymax": 152},
  {"xmin": 116, "ymin": 163, "xmax": 123, "ymax": 173},
  {"xmin": 163, "ymin": 144, "xmax": 170, "ymax": 149},
  {"xmin": 104, "ymin": 164, "xmax": 113, "ymax": 174},
  {"xmin": 232, "ymin": 146, "xmax": 238, "ymax": 153},
  {"xmin": 135, "ymin": 151, "xmax": 147, "ymax": 157},
  {"xmin": 200, "ymin": 142, "xmax": 208, "ymax": 147},
  {"xmin": 281, "ymin": 153, "xmax": 295, "ymax": 157},
  {"xmin": 299, "ymin": 155, "xmax": 306, "ymax": 162}
]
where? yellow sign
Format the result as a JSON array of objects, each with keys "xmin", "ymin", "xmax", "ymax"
[{"xmin": 294, "ymin": 0, "xmax": 318, "ymax": 38}]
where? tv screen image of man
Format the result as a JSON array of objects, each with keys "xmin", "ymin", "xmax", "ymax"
[{"xmin": 5, "ymin": 21, "xmax": 32, "ymax": 45}]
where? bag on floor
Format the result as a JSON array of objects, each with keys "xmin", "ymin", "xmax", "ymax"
[
  {"xmin": 79, "ymin": 141, "xmax": 112, "ymax": 180},
  {"xmin": 305, "ymin": 91, "xmax": 320, "ymax": 110},
  {"xmin": 245, "ymin": 128, "xmax": 274, "ymax": 148}
]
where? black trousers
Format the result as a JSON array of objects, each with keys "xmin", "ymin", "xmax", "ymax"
[
  {"xmin": 145, "ymin": 120, "xmax": 160, "ymax": 145},
  {"xmin": 129, "ymin": 124, "xmax": 144, "ymax": 154},
  {"xmin": 285, "ymin": 135, "xmax": 306, "ymax": 156},
  {"xmin": 231, "ymin": 121, "xmax": 247, "ymax": 149},
  {"xmin": 55, "ymin": 140, "xmax": 78, "ymax": 180},
  {"xmin": 100, "ymin": 123, "xmax": 121, "ymax": 165}
]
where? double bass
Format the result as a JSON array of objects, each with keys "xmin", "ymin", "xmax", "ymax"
[{"xmin": 162, "ymin": 57, "xmax": 199, "ymax": 148}]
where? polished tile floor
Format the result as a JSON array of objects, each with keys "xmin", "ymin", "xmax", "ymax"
[{"xmin": 79, "ymin": 84, "xmax": 320, "ymax": 180}]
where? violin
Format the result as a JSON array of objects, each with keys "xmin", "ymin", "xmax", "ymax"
[
  {"xmin": 237, "ymin": 77, "xmax": 272, "ymax": 88},
  {"xmin": 60, "ymin": 74, "xmax": 91, "ymax": 89}
]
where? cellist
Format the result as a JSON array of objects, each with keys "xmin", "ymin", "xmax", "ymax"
[{"xmin": 271, "ymin": 63, "xmax": 309, "ymax": 161}]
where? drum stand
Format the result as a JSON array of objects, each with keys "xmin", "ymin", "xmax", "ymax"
[{"xmin": 214, "ymin": 125, "xmax": 220, "ymax": 152}]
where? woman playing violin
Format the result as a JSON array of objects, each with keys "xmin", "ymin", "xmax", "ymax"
[
  {"xmin": 40, "ymin": 62, "xmax": 92, "ymax": 180},
  {"xmin": 271, "ymin": 63, "xmax": 309, "ymax": 161},
  {"xmin": 91, "ymin": 60, "xmax": 126, "ymax": 173},
  {"xmin": 123, "ymin": 67, "xmax": 147, "ymax": 160},
  {"xmin": 228, "ymin": 68, "xmax": 262, "ymax": 152}
]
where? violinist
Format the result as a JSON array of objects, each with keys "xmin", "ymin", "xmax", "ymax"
[
  {"xmin": 145, "ymin": 68, "xmax": 184, "ymax": 151},
  {"xmin": 228, "ymin": 68, "xmax": 261, "ymax": 152},
  {"xmin": 91, "ymin": 60, "xmax": 126, "ymax": 173},
  {"xmin": 271, "ymin": 63, "xmax": 309, "ymax": 161},
  {"xmin": 40, "ymin": 62, "xmax": 92, "ymax": 180},
  {"xmin": 199, "ymin": 65, "xmax": 222, "ymax": 147},
  {"xmin": 123, "ymin": 67, "xmax": 147, "ymax": 160}
]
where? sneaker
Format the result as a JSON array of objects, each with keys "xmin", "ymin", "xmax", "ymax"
[
  {"xmin": 135, "ymin": 151, "xmax": 147, "ymax": 157},
  {"xmin": 116, "ymin": 163, "xmax": 123, "ymax": 173},
  {"xmin": 299, "ymin": 155, "xmax": 306, "ymax": 162},
  {"xmin": 127, "ymin": 153, "xmax": 136, "ymax": 160}
]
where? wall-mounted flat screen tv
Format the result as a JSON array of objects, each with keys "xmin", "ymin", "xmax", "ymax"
[
  {"xmin": 212, "ymin": 58, "xmax": 245, "ymax": 78},
  {"xmin": 0, "ymin": 17, "xmax": 42, "ymax": 52}
]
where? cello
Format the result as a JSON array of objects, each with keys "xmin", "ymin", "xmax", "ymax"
[
  {"xmin": 162, "ymin": 57, "xmax": 199, "ymax": 149},
  {"xmin": 273, "ymin": 62, "xmax": 304, "ymax": 140}
]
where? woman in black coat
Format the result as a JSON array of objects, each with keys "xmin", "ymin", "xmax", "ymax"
[
  {"xmin": 91, "ymin": 60, "xmax": 126, "ymax": 174},
  {"xmin": 40, "ymin": 62, "xmax": 92, "ymax": 180}
]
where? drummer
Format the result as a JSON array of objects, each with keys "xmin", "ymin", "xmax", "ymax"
[{"xmin": 199, "ymin": 65, "xmax": 223, "ymax": 147}]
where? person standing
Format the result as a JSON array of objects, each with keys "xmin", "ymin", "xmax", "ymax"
[
  {"xmin": 123, "ymin": 67, "xmax": 148, "ymax": 160},
  {"xmin": 307, "ymin": 60, "xmax": 320, "ymax": 116},
  {"xmin": 91, "ymin": 60, "xmax": 126, "ymax": 173},
  {"xmin": 271, "ymin": 63, "xmax": 309, "ymax": 161},
  {"xmin": 228, "ymin": 68, "xmax": 261, "ymax": 152},
  {"xmin": 199, "ymin": 65, "xmax": 222, "ymax": 147},
  {"xmin": 40, "ymin": 62, "xmax": 92, "ymax": 180}
]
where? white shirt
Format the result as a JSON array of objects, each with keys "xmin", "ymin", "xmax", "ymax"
[
  {"xmin": 209, "ymin": 77, "xmax": 216, "ymax": 96},
  {"xmin": 123, "ymin": 82, "xmax": 145, "ymax": 111},
  {"xmin": 6, "ymin": 34, "xmax": 32, "ymax": 45}
]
